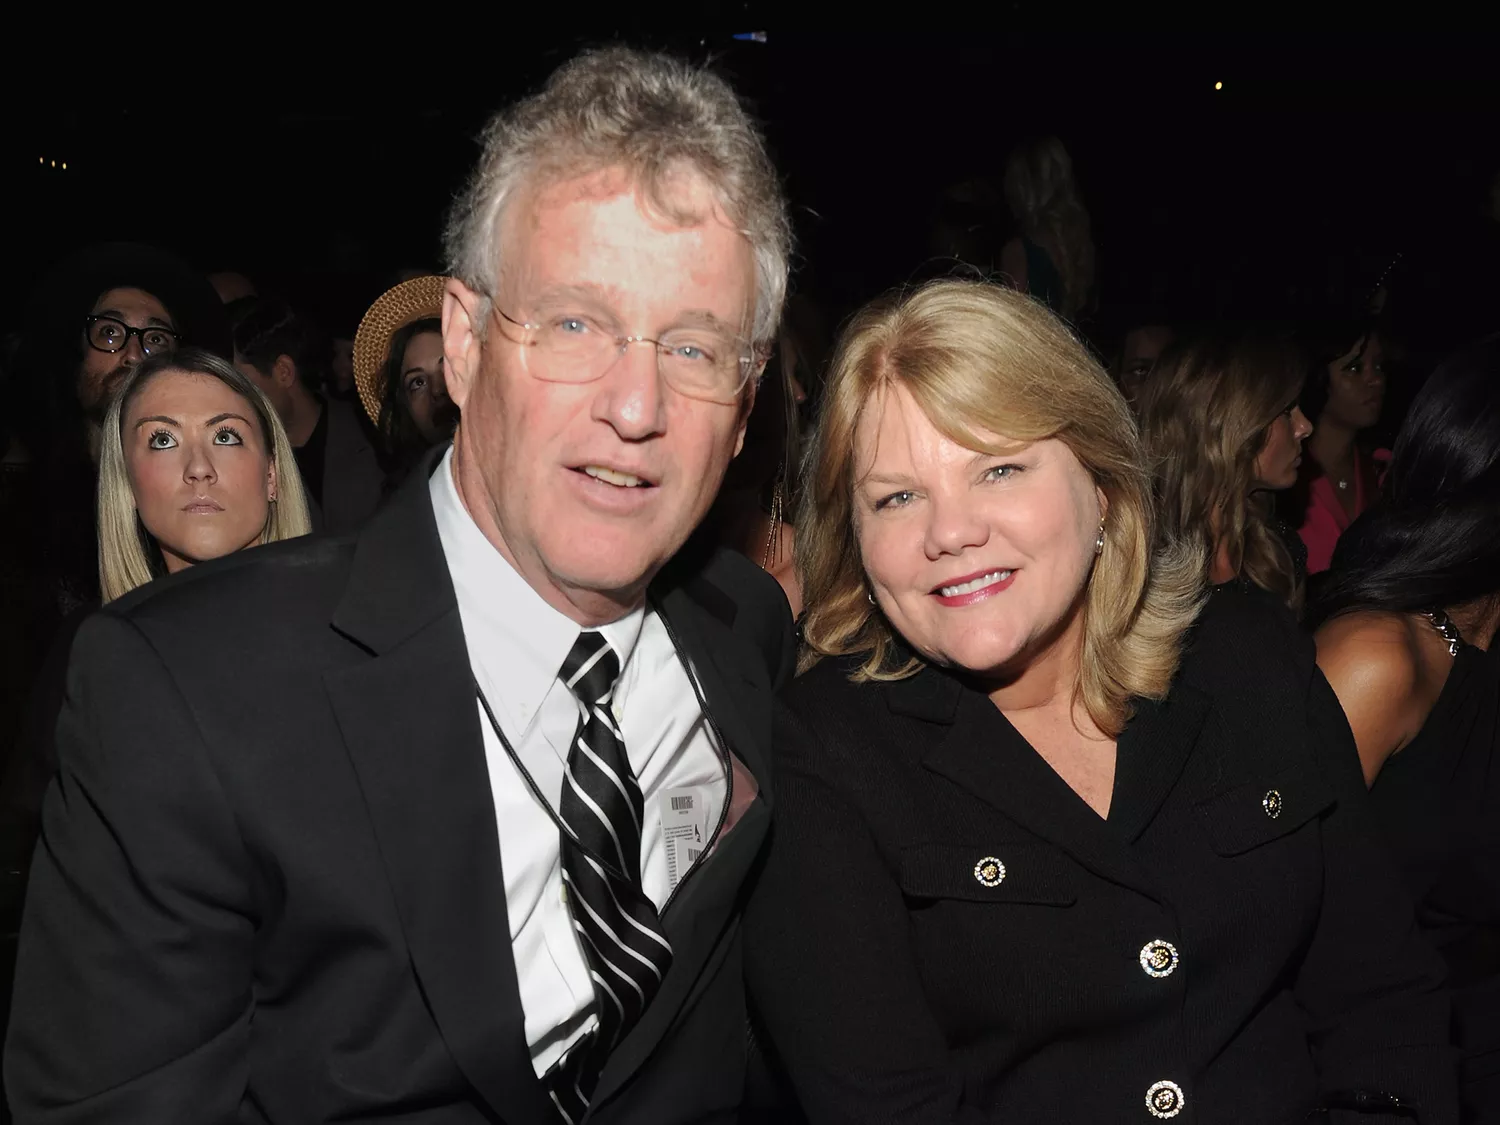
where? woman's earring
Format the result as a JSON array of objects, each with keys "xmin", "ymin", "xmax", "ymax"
[
  {"xmin": 1095, "ymin": 518, "xmax": 1106, "ymax": 555},
  {"xmin": 868, "ymin": 590, "xmax": 876, "ymax": 606}
]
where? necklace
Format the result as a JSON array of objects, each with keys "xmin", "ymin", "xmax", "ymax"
[{"xmin": 1421, "ymin": 609, "xmax": 1464, "ymax": 657}]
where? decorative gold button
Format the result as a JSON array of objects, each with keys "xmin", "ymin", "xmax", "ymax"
[
  {"xmin": 1262, "ymin": 789, "xmax": 1283, "ymax": 819},
  {"xmin": 1139, "ymin": 939, "xmax": 1179, "ymax": 979},
  {"xmin": 1146, "ymin": 1079, "xmax": 1185, "ymax": 1118},
  {"xmin": 973, "ymin": 856, "xmax": 1006, "ymax": 887}
]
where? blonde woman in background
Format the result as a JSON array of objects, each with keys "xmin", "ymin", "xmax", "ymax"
[
  {"xmin": 1000, "ymin": 136, "xmax": 1096, "ymax": 321},
  {"xmin": 0, "ymin": 348, "xmax": 310, "ymax": 915},
  {"xmin": 98, "ymin": 346, "xmax": 310, "ymax": 600},
  {"xmin": 1137, "ymin": 331, "xmax": 1315, "ymax": 614},
  {"xmin": 744, "ymin": 280, "xmax": 1456, "ymax": 1124}
]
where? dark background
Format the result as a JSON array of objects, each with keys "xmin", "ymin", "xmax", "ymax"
[{"xmin": 7, "ymin": 29, "xmax": 1498, "ymax": 349}]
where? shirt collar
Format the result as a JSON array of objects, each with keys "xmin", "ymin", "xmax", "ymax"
[{"xmin": 430, "ymin": 447, "xmax": 645, "ymax": 736}]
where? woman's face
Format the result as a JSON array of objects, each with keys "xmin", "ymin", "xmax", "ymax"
[
  {"xmin": 401, "ymin": 330, "xmax": 452, "ymax": 444},
  {"xmin": 1322, "ymin": 334, "xmax": 1387, "ymax": 432},
  {"xmin": 853, "ymin": 383, "xmax": 1105, "ymax": 678},
  {"xmin": 1253, "ymin": 398, "xmax": 1314, "ymax": 491},
  {"xmin": 123, "ymin": 370, "xmax": 277, "ymax": 574}
]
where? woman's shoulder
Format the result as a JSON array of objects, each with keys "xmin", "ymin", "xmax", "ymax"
[
  {"xmin": 781, "ymin": 652, "xmax": 882, "ymax": 715},
  {"xmin": 1313, "ymin": 611, "xmax": 1430, "ymax": 715},
  {"xmin": 1175, "ymin": 584, "xmax": 1314, "ymax": 704},
  {"xmin": 1191, "ymin": 582, "xmax": 1307, "ymax": 658}
]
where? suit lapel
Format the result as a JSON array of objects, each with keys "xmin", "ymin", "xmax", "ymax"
[
  {"xmin": 325, "ymin": 461, "xmax": 552, "ymax": 1125},
  {"xmin": 589, "ymin": 569, "xmax": 773, "ymax": 1109},
  {"xmin": 901, "ymin": 667, "xmax": 1163, "ymax": 901}
]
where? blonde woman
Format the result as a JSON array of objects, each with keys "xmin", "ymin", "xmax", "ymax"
[
  {"xmin": 1137, "ymin": 331, "xmax": 1314, "ymax": 613},
  {"xmin": 98, "ymin": 347, "xmax": 311, "ymax": 600},
  {"xmin": 1, "ymin": 348, "xmax": 310, "ymax": 904},
  {"xmin": 743, "ymin": 281, "xmax": 1455, "ymax": 1124}
]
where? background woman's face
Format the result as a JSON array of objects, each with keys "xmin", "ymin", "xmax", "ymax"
[
  {"xmin": 852, "ymin": 383, "xmax": 1103, "ymax": 677},
  {"xmin": 1322, "ymin": 335, "xmax": 1387, "ymax": 431},
  {"xmin": 401, "ymin": 330, "xmax": 452, "ymax": 444},
  {"xmin": 1253, "ymin": 400, "xmax": 1313, "ymax": 491},
  {"xmin": 123, "ymin": 370, "xmax": 276, "ymax": 574}
]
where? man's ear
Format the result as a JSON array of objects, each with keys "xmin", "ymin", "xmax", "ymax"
[
  {"xmin": 272, "ymin": 354, "xmax": 298, "ymax": 390},
  {"xmin": 442, "ymin": 279, "xmax": 486, "ymax": 411}
]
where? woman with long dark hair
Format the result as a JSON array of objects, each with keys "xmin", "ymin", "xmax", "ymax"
[
  {"xmin": 352, "ymin": 276, "xmax": 458, "ymax": 489},
  {"xmin": 1312, "ymin": 334, "xmax": 1500, "ymax": 1123},
  {"xmin": 1294, "ymin": 319, "xmax": 1390, "ymax": 572}
]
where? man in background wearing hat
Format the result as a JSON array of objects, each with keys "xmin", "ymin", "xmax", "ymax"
[{"xmin": 7, "ymin": 46, "xmax": 795, "ymax": 1125}]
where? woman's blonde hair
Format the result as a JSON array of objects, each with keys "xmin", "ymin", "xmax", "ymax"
[
  {"xmin": 798, "ymin": 279, "xmax": 1204, "ymax": 736},
  {"xmin": 98, "ymin": 348, "xmax": 312, "ymax": 602},
  {"xmin": 1137, "ymin": 332, "xmax": 1306, "ymax": 612}
]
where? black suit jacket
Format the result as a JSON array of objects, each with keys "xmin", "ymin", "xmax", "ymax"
[
  {"xmin": 745, "ymin": 586, "xmax": 1457, "ymax": 1125},
  {"xmin": 4, "ymin": 456, "xmax": 794, "ymax": 1124}
]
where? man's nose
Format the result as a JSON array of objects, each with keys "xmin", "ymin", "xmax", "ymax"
[{"xmin": 592, "ymin": 342, "xmax": 668, "ymax": 441}]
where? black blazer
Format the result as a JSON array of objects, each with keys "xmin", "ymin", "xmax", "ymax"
[
  {"xmin": 745, "ymin": 586, "xmax": 1457, "ymax": 1125},
  {"xmin": 4, "ymin": 454, "xmax": 794, "ymax": 1124}
]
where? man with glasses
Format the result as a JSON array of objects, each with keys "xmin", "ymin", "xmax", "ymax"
[
  {"xmin": 78, "ymin": 288, "xmax": 181, "ymax": 434},
  {"xmin": 8, "ymin": 48, "xmax": 796, "ymax": 1125}
]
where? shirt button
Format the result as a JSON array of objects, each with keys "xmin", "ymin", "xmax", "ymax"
[
  {"xmin": 1145, "ymin": 1079, "xmax": 1185, "ymax": 1118},
  {"xmin": 1139, "ymin": 939, "xmax": 1179, "ymax": 979},
  {"xmin": 972, "ymin": 856, "xmax": 1006, "ymax": 887},
  {"xmin": 1262, "ymin": 789, "xmax": 1283, "ymax": 819}
]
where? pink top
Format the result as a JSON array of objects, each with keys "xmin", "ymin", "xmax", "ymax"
[{"xmin": 1297, "ymin": 449, "xmax": 1391, "ymax": 574}]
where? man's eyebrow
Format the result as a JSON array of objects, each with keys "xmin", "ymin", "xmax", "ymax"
[{"xmin": 94, "ymin": 309, "xmax": 176, "ymax": 329}]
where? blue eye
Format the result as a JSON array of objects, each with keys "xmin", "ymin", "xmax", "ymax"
[
  {"xmin": 874, "ymin": 490, "xmax": 915, "ymax": 511},
  {"xmin": 985, "ymin": 464, "xmax": 1021, "ymax": 482},
  {"xmin": 147, "ymin": 429, "xmax": 177, "ymax": 450},
  {"xmin": 213, "ymin": 427, "xmax": 243, "ymax": 446}
]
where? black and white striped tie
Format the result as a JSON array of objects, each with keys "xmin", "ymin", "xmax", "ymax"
[{"xmin": 546, "ymin": 631, "xmax": 673, "ymax": 1124}]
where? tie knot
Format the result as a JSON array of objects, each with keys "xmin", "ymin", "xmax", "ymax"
[{"xmin": 561, "ymin": 630, "xmax": 620, "ymax": 707}]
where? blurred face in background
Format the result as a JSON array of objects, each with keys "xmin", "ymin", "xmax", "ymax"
[
  {"xmin": 1321, "ymin": 334, "xmax": 1386, "ymax": 432},
  {"xmin": 331, "ymin": 336, "xmax": 356, "ymax": 395},
  {"xmin": 79, "ymin": 288, "xmax": 177, "ymax": 422},
  {"xmin": 1253, "ymin": 399, "xmax": 1314, "ymax": 490},
  {"xmin": 400, "ymin": 330, "xmax": 455, "ymax": 444},
  {"xmin": 123, "ymin": 369, "xmax": 277, "ymax": 574},
  {"xmin": 1115, "ymin": 324, "xmax": 1174, "ymax": 407}
]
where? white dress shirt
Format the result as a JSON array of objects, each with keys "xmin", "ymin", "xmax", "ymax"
[{"xmin": 429, "ymin": 449, "xmax": 726, "ymax": 1077}]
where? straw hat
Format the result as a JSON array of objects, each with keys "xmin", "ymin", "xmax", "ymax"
[{"xmin": 352, "ymin": 275, "xmax": 449, "ymax": 425}]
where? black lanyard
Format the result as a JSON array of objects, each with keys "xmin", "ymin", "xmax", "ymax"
[{"xmin": 471, "ymin": 606, "xmax": 734, "ymax": 888}]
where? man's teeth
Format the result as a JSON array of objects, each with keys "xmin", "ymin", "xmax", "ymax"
[
  {"xmin": 584, "ymin": 465, "xmax": 646, "ymax": 488},
  {"xmin": 939, "ymin": 570, "xmax": 1012, "ymax": 597}
]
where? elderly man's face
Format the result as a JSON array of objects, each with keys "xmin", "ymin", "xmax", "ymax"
[
  {"xmin": 443, "ymin": 166, "xmax": 758, "ymax": 622},
  {"xmin": 79, "ymin": 287, "xmax": 176, "ymax": 421}
]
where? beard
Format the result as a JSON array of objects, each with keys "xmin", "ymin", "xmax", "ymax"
[{"xmin": 78, "ymin": 360, "xmax": 134, "ymax": 424}]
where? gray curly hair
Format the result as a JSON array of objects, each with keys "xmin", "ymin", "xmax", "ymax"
[{"xmin": 444, "ymin": 47, "xmax": 791, "ymax": 347}]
